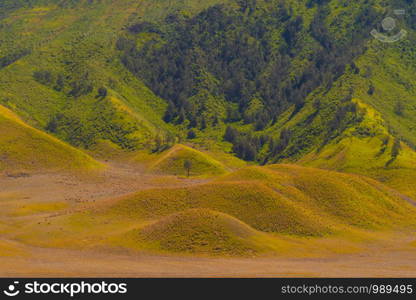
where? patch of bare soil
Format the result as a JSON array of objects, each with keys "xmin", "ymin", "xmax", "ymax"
[{"xmin": 1, "ymin": 242, "xmax": 416, "ymax": 277}]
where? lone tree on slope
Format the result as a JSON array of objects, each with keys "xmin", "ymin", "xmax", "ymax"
[{"xmin": 184, "ymin": 160, "xmax": 192, "ymax": 177}]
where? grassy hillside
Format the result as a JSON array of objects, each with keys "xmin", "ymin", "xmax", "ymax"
[
  {"xmin": 100, "ymin": 164, "xmax": 416, "ymax": 255},
  {"xmin": 0, "ymin": 104, "xmax": 102, "ymax": 173},
  {"xmin": 295, "ymin": 67, "xmax": 416, "ymax": 198},
  {"xmin": 147, "ymin": 144, "xmax": 228, "ymax": 177},
  {"xmin": 0, "ymin": 0, "xmax": 232, "ymax": 153},
  {"xmin": 112, "ymin": 0, "xmax": 416, "ymax": 191},
  {"xmin": 352, "ymin": 34, "xmax": 416, "ymax": 148},
  {"xmin": 301, "ymin": 136, "xmax": 416, "ymax": 199}
]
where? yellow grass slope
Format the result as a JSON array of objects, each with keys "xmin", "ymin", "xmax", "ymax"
[
  {"xmin": 111, "ymin": 180, "xmax": 330, "ymax": 236},
  {"xmin": 0, "ymin": 105, "xmax": 102, "ymax": 173},
  {"xmin": 222, "ymin": 165, "xmax": 416, "ymax": 227},
  {"xmin": 300, "ymin": 136, "xmax": 416, "ymax": 200},
  {"xmin": 148, "ymin": 144, "xmax": 228, "ymax": 177}
]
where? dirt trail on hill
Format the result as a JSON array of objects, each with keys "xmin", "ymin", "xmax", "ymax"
[{"xmin": 1, "ymin": 163, "xmax": 416, "ymax": 277}]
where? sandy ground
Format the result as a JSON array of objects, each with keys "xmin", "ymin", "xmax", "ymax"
[{"xmin": 1, "ymin": 163, "xmax": 416, "ymax": 278}]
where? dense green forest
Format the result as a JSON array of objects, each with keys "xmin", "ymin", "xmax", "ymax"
[{"xmin": 117, "ymin": 0, "xmax": 381, "ymax": 161}]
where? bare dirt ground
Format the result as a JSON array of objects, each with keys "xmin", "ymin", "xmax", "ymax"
[
  {"xmin": 1, "ymin": 163, "xmax": 416, "ymax": 278},
  {"xmin": 1, "ymin": 242, "xmax": 416, "ymax": 277},
  {"xmin": 0, "ymin": 163, "xmax": 208, "ymax": 205}
]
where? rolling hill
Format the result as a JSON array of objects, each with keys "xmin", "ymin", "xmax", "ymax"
[
  {"xmin": 147, "ymin": 144, "xmax": 228, "ymax": 177},
  {"xmin": 112, "ymin": 164, "xmax": 415, "ymax": 233}
]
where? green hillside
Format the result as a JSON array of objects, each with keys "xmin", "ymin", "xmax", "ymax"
[
  {"xmin": 0, "ymin": 0, "xmax": 225, "ymax": 152},
  {"xmin": 0, "ymin": 104, "xmax": 101, "ymax": 173},
  {"xmin": 112, "ymin": 0, "xmax": 416, "ymax": 186},
  {"xmin": 298, "ymin": 100, "xmax": 416, "ymax": 199}
]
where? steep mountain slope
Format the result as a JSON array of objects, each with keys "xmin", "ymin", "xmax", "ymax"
[
  {"xmin": 299, "ymin": 99, "xmax": 416, "ymax": 199},
  {"xmin": 0, "ymin": 0, "xmax": 224, "ymax": 151},
  {"xmin": 0, "ymin": 0, "xmax": 236, "ymax": 149},
  {"xmin": 118, "ymin": 0, "xmax": 378, "ymax": 155},
  {"xmin": 113, "ymin": 0, "xmax": 416, "ymax": 196},
  {"xmin": 0, "ymin": 104, "xmax": 101, "ymax": 173}
]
